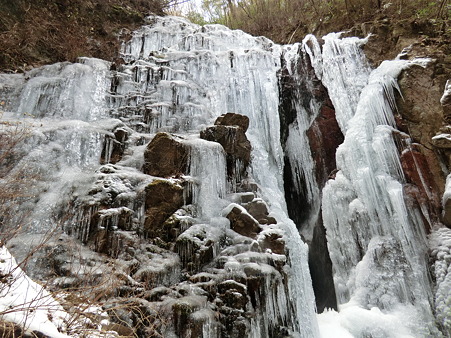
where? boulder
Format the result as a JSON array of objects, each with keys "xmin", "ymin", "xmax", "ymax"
[
  {"xmin": 225, "ymin": 204, "xmax": 261, "ymax": 239},
  {"xmin": 258, "ymin": 231, "xmax": 285, "ymax": 255},
  {"xmin": 143, "ymin": 132, "xmax": 189, "ymax": 177},
  {"xmin": 175, "ymin": 224, "xmax": 225, "ymax": 273},
  {"xmin": 243, "ymin": 199, "xmax": 276, "ymax": 225},
  {"xmin": 201, "ymin": 113, "xmax": 252, "ymax": 179},
  {"xmin": 144, "ymin": 179, "xmax": 185, "ymax": 238}
]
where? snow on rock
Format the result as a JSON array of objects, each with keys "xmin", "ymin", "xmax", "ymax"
[
  {"xmin": 440, "ymin": 79, "xmax": 451, "ymax": 107},
  {"xmin": 0, "ymin": 246, "xmax": 69, "ymax": 337},
  {"xmin": 429, "ymin": 226, "xmax": 451, "ymax": 334}
]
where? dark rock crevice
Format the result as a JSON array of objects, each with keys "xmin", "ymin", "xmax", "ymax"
[{"xmin": 278, "ymin": 47, "xmax": 339, "ymax": 312}]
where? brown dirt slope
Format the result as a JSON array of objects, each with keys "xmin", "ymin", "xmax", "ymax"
[{"xmin": 0, "ymin": 0, "xmax": 169, "ymax": 72}]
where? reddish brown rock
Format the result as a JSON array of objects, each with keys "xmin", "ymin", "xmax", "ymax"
[
  {"xmin": 200, "ymin": 125, "xmax": 251, "ymax": 165},
  {"xmin": 307, "ymin": 102, "xmax": 344, "ymax": 186},
  {"xmin": 403, "ymin": 184, "xmax": 432, "ymax": 232},
  {"xmin": 200, "ymin": 122, "xmax": 252, "ymax": 179},
  {"xmin": 143, "ymin": 132, "xmax": 189, "ymax": 177}
]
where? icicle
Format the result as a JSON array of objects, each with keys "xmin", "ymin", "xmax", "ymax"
[
  {"xmin": 303, "ymin": 34, "xmax": 371, "ymax": 133},
  {"xmin": 187, "ymin": 138, "xmax": 227, "ymax": 219},
  {"xmin": 318, "ymin": 33, "xmax": 439, "ymax": 335}
]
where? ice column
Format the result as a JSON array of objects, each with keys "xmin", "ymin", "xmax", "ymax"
[
  {"xmin": 303, "ymin": 33, "xmax": 371, "ymax": 133},
  {"xmin": 187, "ymin": 138, "xmax": 227, "ymax": 219}
]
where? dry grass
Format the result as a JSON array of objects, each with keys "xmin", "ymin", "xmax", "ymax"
[{"xmin": 184, "ymin": 0, "xmax": 450, "ymax": 44}]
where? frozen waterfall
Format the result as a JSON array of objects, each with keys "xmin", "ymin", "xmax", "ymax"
[
  {"xmin": 306, "ymin": 35, "xmax": 442, "ymax": 336},
  {"xmin": 0, "ymin": 15, "xmax": 448, "ymax": 338}
]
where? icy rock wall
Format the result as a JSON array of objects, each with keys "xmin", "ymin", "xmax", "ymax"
[
  {"xmin": 279, "ymin": 44, "xmax": 322, "ymax": 241},
  {"xmin": 306, "ymin": 34, "xmax": 441, "ymax": 336},
  {"xmin": 4, "ymin": 14, "xmax": 447, "ymax": 338},
  {"xmin": 1, "ymin": 16, "xmax": 321, "ymax": 337},
  {"xmin": 118, "ymin": 16, "xmax": 320, "ymax": 337}
]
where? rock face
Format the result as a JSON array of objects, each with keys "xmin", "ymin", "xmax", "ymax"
[
  {"xmin": 225, "ymin": 204, "xmax": 262, "ymax": 239},
  {"xmin": 144, "ymin": 179, "xmax": 185, "ymax": 238},
  {"xmin": 279, "ymin": 49, "xmax": 338, "ymax": 312},
  {"xmin": 200, "ymin": 113, "xmax": 251, "ymax": 178},
  {"xmin": 307, "ymin": 99, "xmax": 344, "ymax": 187},
  {"xmin": 143, "ymin": 132, "xmax": 190, "ymax": 177},
  {"xmin": 355, "ymin": 18, "xmax": 451, "ymax": 231},
  {"xmin": 394, "ymin": 59, "xmax": 450, "ymax": 228},
  {"xmin": 400, "ymin": 146, "xmax": 442, "ymax": 222}
]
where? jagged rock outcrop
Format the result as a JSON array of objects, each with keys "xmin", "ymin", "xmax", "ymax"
[
  {"xmin": 215, "ymin": 112, "xmax": 250, "ymax": 132},
  {"xmin": 200, "ymin": 113, "xmax": 251, "ymax": 178}
]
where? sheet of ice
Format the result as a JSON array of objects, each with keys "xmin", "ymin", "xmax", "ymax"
[
  {"xmin": 0, "ymin": 246, "xmax": 69, "ymax": 337},
  {"xmin": 186, "ymin": 137, "xmax": 228, "ymax": 219},
  {"xmin": 13, "ymin": 58, "xmax": 110, "ymax": 121}
]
